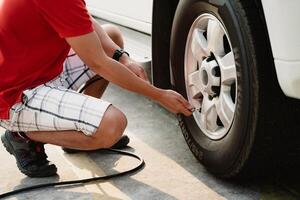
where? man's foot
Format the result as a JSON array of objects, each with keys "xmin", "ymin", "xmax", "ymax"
[
  {"xmin": 1, "ymin": 130, "xmax": 57, "ymax": 177},
  {"xmin": 62, "ymin": 135, "xmax": 130, "ymax": 154}
]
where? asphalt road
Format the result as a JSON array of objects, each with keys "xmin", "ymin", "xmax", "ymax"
[{"xmin": 0, "ymin": 84, "xmax": 299, "ymax": 200}]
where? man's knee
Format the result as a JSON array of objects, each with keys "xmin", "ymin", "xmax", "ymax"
[
  {"xmin": 103, "ymin": 24, "xmax": 124, "ymax": 48},
  {"xmin": 90, "ymin": 106, "xmax": 127, "ymax": 149}
]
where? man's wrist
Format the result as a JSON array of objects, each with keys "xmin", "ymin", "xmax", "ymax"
[
  {"xmin": 149, "ymin": 87, "xmax": 164, "ymax": 102},
  {"xmin": 113, "ymin": 49, "xmax": 130, "ymax": 63}
]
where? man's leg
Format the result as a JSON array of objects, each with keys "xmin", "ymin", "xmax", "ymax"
[
  {"xmin": 26, "ymin": 105, "xmax": 127, "ymax": 150},
  {"xmin": 15, "ymin": 85, "xmax": 128, "ymax": 150}
]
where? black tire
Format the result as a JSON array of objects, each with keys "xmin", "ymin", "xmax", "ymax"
[{"xmin": 170, "ymin": 0, "xmax": 292, "ymax": 178}]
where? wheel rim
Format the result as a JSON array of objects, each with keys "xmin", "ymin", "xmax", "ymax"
[{"xmin": 184, "ymin": 14, "xmax": 237, "ymax": 140}]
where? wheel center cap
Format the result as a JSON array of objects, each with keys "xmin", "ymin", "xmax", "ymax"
[{"xmin": 199, "ymin": 58, "xmax": 221, "ymax": 97}]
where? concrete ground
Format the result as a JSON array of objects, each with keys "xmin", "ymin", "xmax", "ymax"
[{"xmin": 0, "ymin": 84, "xmax": 299, "ymax": 200}]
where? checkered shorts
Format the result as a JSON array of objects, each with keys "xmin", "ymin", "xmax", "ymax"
[{"xmin": 0, "ymin": 52, "xmax": 111, "ymax": 136}]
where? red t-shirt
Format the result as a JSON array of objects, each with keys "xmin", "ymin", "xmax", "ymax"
[{"xmin": 0, "ymin": 0, "xmax": 94, "ymax": 119}]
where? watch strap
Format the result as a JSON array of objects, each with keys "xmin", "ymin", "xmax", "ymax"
[{"xmin": 112, "ymin": 49, "xmax": 130, "ymax": 61}]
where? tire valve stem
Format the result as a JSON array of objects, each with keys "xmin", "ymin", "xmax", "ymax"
[{"xmin": 191, "ymin": 107, "xmax": 201, "ymax": 113}]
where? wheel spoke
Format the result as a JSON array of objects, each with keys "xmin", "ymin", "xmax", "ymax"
[
  {"xmin": 200, "ymin": 95, "xmax": 217, "ymax": 130},
  {"xmin": 187, "ymin": 70, "xmax": 203, "ymax": 99},
  {"xmin": 207, "ymin": 19, "xmax": 225, "ymax": 56},
  {"xmin": 219, "ymin": 51, "xmax": 236, "ymax": 85},
  {"xmin": 215, "ymin": 91, "xmax": 235, "ymax": 128},
  {"xmin": 191, "ymin": 28, "xmax": 210, "ymax": 60}
]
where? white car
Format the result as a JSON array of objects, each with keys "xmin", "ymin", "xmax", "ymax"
[{"xmin": 86, "ymin": 0, "xmax": 300, "ymax": 178}]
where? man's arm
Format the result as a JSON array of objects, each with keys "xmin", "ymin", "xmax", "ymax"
[
  {"xmin": 66, "ymin": 32, "xmax": 192, "ymax": 116},
  {"xmin": 91, "ymin": 18, "xmax": 149, "ymax": 81}
]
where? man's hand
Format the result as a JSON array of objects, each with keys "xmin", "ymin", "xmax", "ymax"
[
  {"xmin": 157, "ymin": 90, "xmax": 193, "ymax": 116},
  {"xmin": 126, "ymin": 61, "xmax": 149, "ymax": 82},
  {"xmin": 120, "ymin": 56, "xmax": 149, "ymax": 82}
]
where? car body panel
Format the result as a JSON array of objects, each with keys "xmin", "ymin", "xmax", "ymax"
[
  {"xmin": 85, "ymin": 0, "xmax": 153, "ymax": 34},
  {"xmin": 261, "ymin": 0, "xmax": 300, "ymax": 98}
]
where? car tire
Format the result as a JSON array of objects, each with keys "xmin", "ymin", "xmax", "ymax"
[{"xmin": 170, "ymin": 0, "xmax": 291, "ymax": 178}]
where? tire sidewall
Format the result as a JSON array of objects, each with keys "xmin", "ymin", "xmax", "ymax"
[{"xmin": 171, "ymin": 0, "xmax": 257, "ymax": 175}]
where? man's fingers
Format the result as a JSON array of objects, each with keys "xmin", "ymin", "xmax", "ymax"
[
  {"xmin": 176, "ymin": 99, "xmax": 192, "ymax": 116},
  {"xmin": 160, "ymin": 90, "xmax": 193, "ymax": 116},
  {"xmin": 180, "ymin": 107, "xmax": 192, "ymax": 116},
  {"xmin": 134, "ymin": 66, "xmax": 149, "ymax": 82},
  {"xmin": 139, "ymin": 71, "xmax": 149, "ymax": 82},
  {"xmin": 142, "ymin": 71, "xmax": 150, "ymax": 82},
  {"xmin": 140, "ymin": 68, "xmax": 149, "ymax": 82},
  {"xmin": 178, "ymin": 95, "xmax": 193, "ymax": 110}
]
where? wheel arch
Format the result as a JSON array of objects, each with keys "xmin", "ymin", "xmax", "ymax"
[{"xmin": 152, "ymin": 0, "xmax": 179, "ymax": 89}]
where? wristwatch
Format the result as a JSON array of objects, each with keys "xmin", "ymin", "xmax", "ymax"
[{"xmin": 112, "ymin": 49, "xmax": 130, "ymax": 61}]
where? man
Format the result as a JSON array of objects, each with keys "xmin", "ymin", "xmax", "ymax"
[{"xmin": 0, "ymin": 0, "xmax": 193, "ymax": 177}]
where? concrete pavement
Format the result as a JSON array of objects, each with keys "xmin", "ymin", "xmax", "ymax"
[{"xmin": 0, "ymin": 84, "xmax": 299, "ymax": 199}]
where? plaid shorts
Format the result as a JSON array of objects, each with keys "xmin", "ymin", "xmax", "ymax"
[{"xmin": 0, "ymin": 53, "xmax": 111, "ymax": 136}]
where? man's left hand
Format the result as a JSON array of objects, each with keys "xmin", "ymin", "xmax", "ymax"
[
  {"xmin": 120, "ymin": 56, "xmax": 149, "ymax": 82},
  {"xmin": 126, "ymin": 61, "xmax": 149, "ymax": 82}
]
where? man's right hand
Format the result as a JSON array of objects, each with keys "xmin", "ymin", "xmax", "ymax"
[{"xmin": 157, "ymin": 90, "xmax": 193, "ymax": 117}]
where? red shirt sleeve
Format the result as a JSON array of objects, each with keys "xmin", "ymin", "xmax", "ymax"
[{"xmin": 33, "ymin": 0, "xmax": 94, "ymax": 38}]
